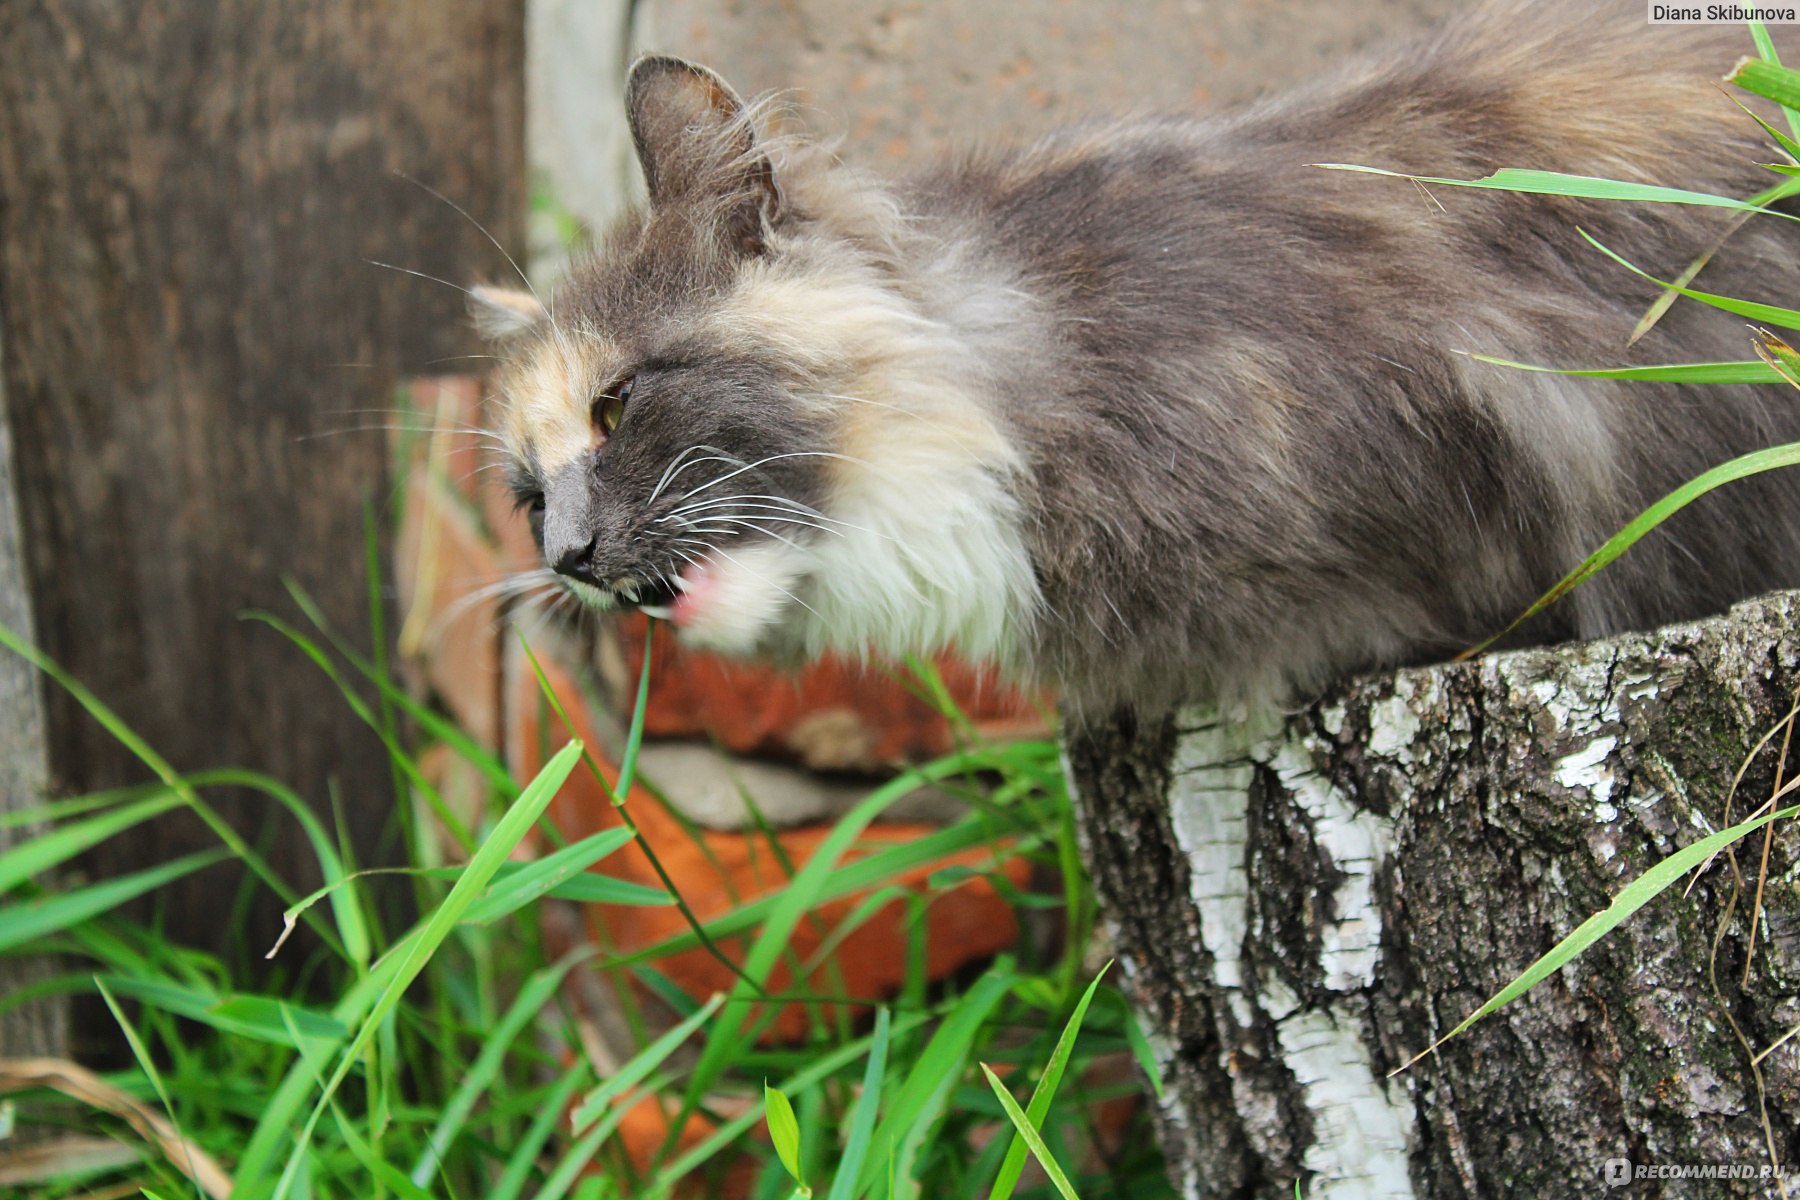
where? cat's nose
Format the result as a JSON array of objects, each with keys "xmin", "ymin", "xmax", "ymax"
[{"xmin": 551, "ymin": 540, "xmax": 599, "ymax": 587}]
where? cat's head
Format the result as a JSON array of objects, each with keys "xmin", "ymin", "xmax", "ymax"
[{"xmin": 474, "ymin": 56, "xmax": 1040, "ymax": 667}]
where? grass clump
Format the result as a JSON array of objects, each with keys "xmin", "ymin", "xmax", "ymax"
[{"xmin": 0, "ymin": 584, "xmax": 1169, "ymax": 1198}]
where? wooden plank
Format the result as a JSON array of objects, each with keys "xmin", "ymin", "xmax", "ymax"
[
  {"xmin": 0, "ymin": 321, "xmax": 64, "ymax": 1062},
  {"xmin": 0, "ymin": 2, "xmax": 525, "ymax": 952}
]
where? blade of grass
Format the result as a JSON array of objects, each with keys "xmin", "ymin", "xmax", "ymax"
[
  {"xmin": 0, "ymin": 850, "xmax": 230, "ymax": 953},
  {"xmin": 539, "ymin": 872, "xmax": 674, "ymax": 906},
  {"xmin": 1747, "ymin": 20, "xmax": 1800, "ymax": 142},
  {"xmin": 534, "ymin": 1088, "xmax": 657, "ymax": 1200},
  {"xmin": 517, "ymin": 628, "xmax": 761, "ymax": 996},
  {"xmin": 0, "ymin": 781, "xmax": 173, "ymax": 830},
  {"xmin": 855, "ymin": 962, "xmax": 1014, "ymax": 1197},
  {"xmin": 271, "ymin": 740, "xmax": 585, "ymax": 1197},
  {"xmin": 245, "ymin": 611, "xmax": 475, "ymax": 853},
  {"xmin": 488, "ymin": 1067, "xmax": 592, "ymax": 1200},
  {"xmin": 1754, "ymin": 327, "xmax": 1800, "ymax": 388},
  {"xmin": 330, "ymin": 1098, "xmax": 436, "ymax": 1200},
  {"xmin": 824, "ymin": 1007, "xmax": 891, "ymax": 1200},
  {"xmin": 608, "ymin": 750, "xmax": 1051, "ymax": 978},
  {"xmin": 671, "ymin": 758, "xmax": 1016, "ymax": 1149},
  {"xmin": 95, "ymin": 976, "xmax": 228, "ymax": 1200},
  {"xmin": 362, "ymin": 502, "xmax": 414, "ymax": 834},
  {"xmin": 1393, "ymin": 799, "xmax": 1800, "ymax": 1073},
  {"xmin": 459, "ymin": 827, "xmax": 643, "ymax": 924},
  {"xmin": 1459, "ymin": 441, "xmax": 1800, "ymax": 658},
  {"xmin": 284, "ymin": 578, "xmax": 517, "ymax": 800},
  {"xmin": 570, "ymin": 992, "xmax": 725, "ymax": 1130},
  {"xmin": 1314, "ymin": 164, "xmax": 1800, "ymax": 220},
  {"xmin": 981, "ymin": 1065, "xmax": 1082, "ymax": 1200},
  {"xmin": 1730, "ymin": 52, "xmax": 1800, "ymax": 115},
  {"xmin": 189, "ymin": 768, "xmax": 368, "ymax": 967},
  {"xmin": 94, "ymin": 974, "xmax": 347, "ymax": 1051},
  {"xmin": 234, "ymin": 936, "xmax": 414, "ymax": 1192},
  {"xmin": 1120, "ymin": 1003, "xmax": 1164, "ymax": 1102},
  {"xmin": 1578, "ymin": 229, "xmax": 1800, "ymax": 328},
  {"xmin": 764, "ymin": 1083, "xmax": 806, "ymax": 1193},
  {"xmin": 409, "ymin": 951, "xmax": 589, "ymax": 1187},
  {"xmin": 643, "ymin": 1009, "xmax": 934, "ymax": 1193},
  {"xmin": 0, "ymin": 792, "xmax": 182, "ymax": 892},
  {"xmin": 987, "ymin": 964, "xmax": 1111, "ymax": 1200},
  {"xmin": 0, "ymin": 622, "xmax": 320, "ymax": 926},
  {"xmin": 1462, "ymin": 355, "xmax": 1783, "ymax": 385}
]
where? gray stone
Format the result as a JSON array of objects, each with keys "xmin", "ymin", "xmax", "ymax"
[{"xmin": 635, "ymin": 740, "xmax": 969, "ymax": 829}]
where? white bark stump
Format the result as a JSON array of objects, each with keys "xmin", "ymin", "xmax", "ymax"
[{"xmin": 1066, "ymin": 592, "xmax": 1800, "ymax": 1199}]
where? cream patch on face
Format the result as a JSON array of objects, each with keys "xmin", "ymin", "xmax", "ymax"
[
  {"xmin": 699, "ymin": 253, "xmax": 1044, "ymax": 666},
  {"xmin": 501, "ymin": 326, "xmax": 624, "ymax": 478}
]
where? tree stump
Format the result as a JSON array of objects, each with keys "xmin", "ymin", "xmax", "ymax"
[{"xmin": 1067, "ymin": 591, "xmax": 1800, "ymax": 1199}]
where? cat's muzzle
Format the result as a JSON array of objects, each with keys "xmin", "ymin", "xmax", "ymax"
[{"xmin": 600, "ymin": 575, "xmax": 680, "ymax": 620}]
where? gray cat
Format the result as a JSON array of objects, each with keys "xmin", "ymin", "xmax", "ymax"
[{"xmin": 476, "ymin": 0, "xmax": 1800, "ymax": 718}]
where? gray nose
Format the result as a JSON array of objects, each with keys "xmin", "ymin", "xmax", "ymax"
[{"xmin": 542, "ymin": 460, "xmax": 599, "ymax": 586}]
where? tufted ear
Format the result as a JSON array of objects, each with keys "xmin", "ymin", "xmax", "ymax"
[
  {"xmin": 626, "ymin": 54, "xmax": 781, "ymax": 252},
  {"xmin": 467, "ymin": 285, "xmax": 546, "ymax": 341}
]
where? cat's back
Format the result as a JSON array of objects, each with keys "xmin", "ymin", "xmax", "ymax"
[
  {"xmin": 886, "ymin": 0, "xmax": 1800, "ymax": 710},
  {"xmin": 906, "ymin": 0, "xmax": 1781, "ymax": 332}
]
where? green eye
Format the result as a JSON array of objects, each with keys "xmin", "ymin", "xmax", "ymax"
[{"xmin": 594, "ymin": 374, "xmax": 634, "ymax": 436}]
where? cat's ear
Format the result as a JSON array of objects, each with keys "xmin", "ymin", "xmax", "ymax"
[
  {"xmin": 467, "ymin": 285, "xmax": 546, "ymax": 341},
  {"xmin": 626, "ymin": 54, "xmax": 781, "ymax": 253}
]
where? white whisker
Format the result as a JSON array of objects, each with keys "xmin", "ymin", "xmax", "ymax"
[
  {"xmin": 677, "ymin": 450, "xmax": 872, "ymax": 502},
  {"xmin": 664, "ymin": 492, "xmax": 830, "ymax": 520},
  {"xmin": 712, "ymin": 546, "xmax": 822, "ymax": 621},
  {"xmin": 690, "ymin": 514, "xmax": 841, "ymax": 540}
]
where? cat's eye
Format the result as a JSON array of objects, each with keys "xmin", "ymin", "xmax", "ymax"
[
  {"xmin": 514, "ymin": 489, "xmax": 547, "ymax": 546},
  {"xmin": 594, "ymin": 374, "xmax": 635, "ymax": 437}
]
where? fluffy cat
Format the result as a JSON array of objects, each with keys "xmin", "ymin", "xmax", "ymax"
[{"xmin": 477, "ymin": 0, "xmax": 1800, "ymax": 718}]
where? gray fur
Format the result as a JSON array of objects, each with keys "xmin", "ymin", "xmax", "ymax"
[{"xmin": 490, "ymin": 2, "xmax": 1800, "ymax": 718}]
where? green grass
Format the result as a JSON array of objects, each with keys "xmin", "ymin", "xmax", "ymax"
[
  {"xmin": 0, "ymin": 582, "xmax": 1171, "ymax": 1198},
  {"xmin": 23, "ymin": 25, "xmax": 1800, "ymax": 1200}
]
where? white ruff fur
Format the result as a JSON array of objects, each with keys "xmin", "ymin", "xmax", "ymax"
[{"xmin": 680, "ymin": 248, "xmax": 1045, "ymax": 668}]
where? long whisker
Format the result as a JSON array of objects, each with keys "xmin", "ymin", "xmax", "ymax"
[
  {"xmin": 702, "ymin": 517, "xmax": 814, "ymax": 553},
  {"xmin": 434, "ymin": 569, "xmax": 563, "ymax": 632},
  {"xmin": 661, "ymin": 498, "xmax": 842, "ymax": 524},
  {"xmin": 393, "ymin": 171, "xmax": 542, "ymax": 309},
  {"xmin": 710, "ymin": 546, "xmax": 823, "ymax": 621},
  {"xmin": 677, "ymin": 450, "xmax": 872, "ymax": 502},
  {"xmin": 367, "ymin": 259, "xmax": 481, "ymax": 299},
  {"xmin": 662, "ymin": 497, "xmax": 892, "ymax": 542},
  {"xmin": 423, "ymin": 354, "xmax": 500, "ymax": 366},
  {"xmin": 648, "ymin": 446, "xmax": 745, "ymax": 507},
  {"xmin": 664, "ymin": 492, "xmax": 831, "ymax": 520},
  {"xmin": 318, "ymin": 418, "xmax": 507, "ymax": 442},
  {"xmin": 667, "ymin": 523, "xmax": 741, "ymax": 538},
  {"xmin": 686, "ymin": 514, "xmax": 842, "ymax": 540},
  {"xmin": 296, "ymin": 423, "xmax": 508, "ymax": 445}
]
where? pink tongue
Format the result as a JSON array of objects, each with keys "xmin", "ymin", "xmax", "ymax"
[{"xmin": 670, "ymin": 558, "xmax": 719, "ymax": 628}]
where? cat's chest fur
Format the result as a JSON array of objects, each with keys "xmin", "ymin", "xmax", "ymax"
[{"xmin": 480, "ymin": 1, "xmax": 1800, "ymax": 718}]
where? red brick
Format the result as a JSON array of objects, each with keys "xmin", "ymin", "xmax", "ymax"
[{"xmin": 509, "ymin": 646, "xmax": 1029, "ymax": 1044}]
